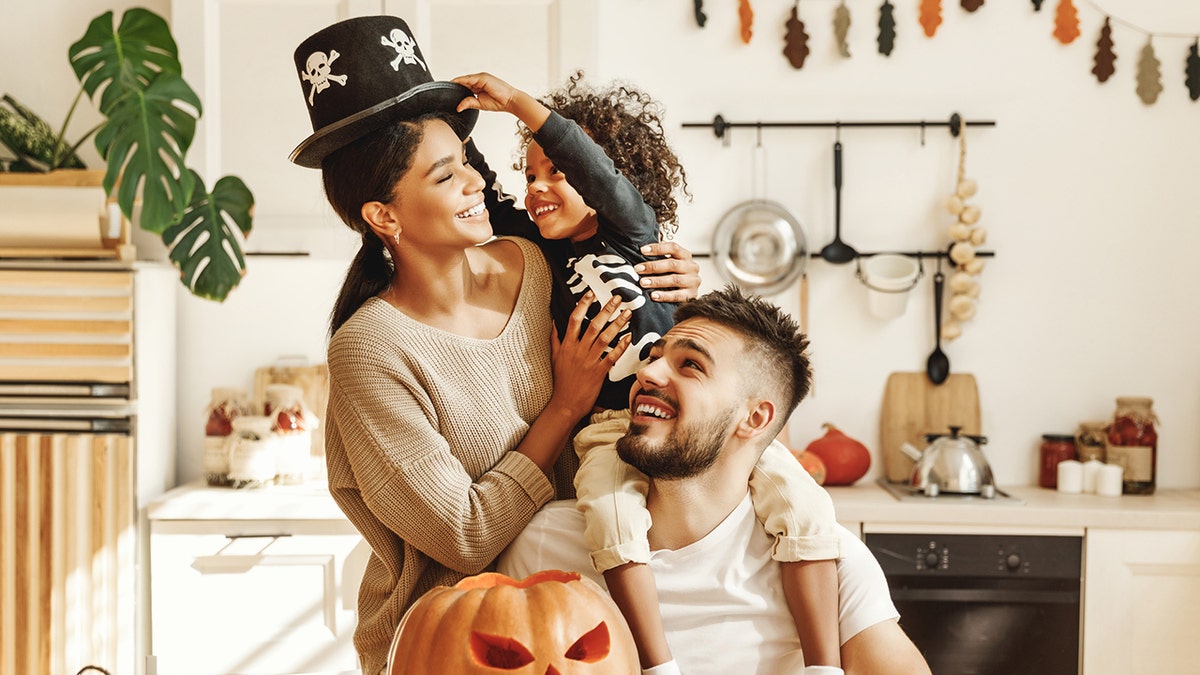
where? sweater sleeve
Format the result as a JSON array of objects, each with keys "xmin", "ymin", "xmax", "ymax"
[
  {"xmin": 534, "ymin": 112, "xmax": 661, "ymax": 253},
  {"xmin": 326, "ymin": 320, "xmax": 557, "ymax": 573}
]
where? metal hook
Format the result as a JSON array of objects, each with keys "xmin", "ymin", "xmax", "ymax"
[
  {"xmin": 950, "ymin": 112, "xmax": 962, "ymax": 137},
  {"xmin": 835, "ymin": 120, "xmax": 841, "ymax": 142},
  {"xmin": 920, "ymin": 120, "xmax": 926, "ymax": 147},
  {"xmin": 756, "ymin": 123, "xmax": 763, "ymax": 147}
]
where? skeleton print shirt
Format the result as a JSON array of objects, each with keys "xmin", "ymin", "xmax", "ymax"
[{"xmin": 469, "ymin": 112, "xmax": 677, "ymax": 411}]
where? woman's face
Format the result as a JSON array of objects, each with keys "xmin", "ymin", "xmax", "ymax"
[
  {"xmin": 523, "ymin": 141, "xmax": 598, "ymax": 242},
  {"xmin": 386, "ymin": 119, "xmax": 490, "ymax": 249}
]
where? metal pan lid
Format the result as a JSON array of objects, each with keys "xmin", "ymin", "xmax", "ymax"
[{"xmin": 712, "ymin": 199, "xmax": 808, "ymax": 296}]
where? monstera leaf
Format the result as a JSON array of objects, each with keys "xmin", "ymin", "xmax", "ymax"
[
  {"xmin": 69, "ymin": 9, "xmax": 201, "ymax": 233},
  {"xmin": 162, "ymin": 171, "xmax": 253, "ymax": 302}
]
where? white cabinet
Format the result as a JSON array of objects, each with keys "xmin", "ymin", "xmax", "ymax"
[
  {"xmin": 148, "ymin": 484, "xmax": 368, "ymax": 675},
  {"xmin": 1082, "ymin": 528, "xmax": 1200, "ymax": 675}
]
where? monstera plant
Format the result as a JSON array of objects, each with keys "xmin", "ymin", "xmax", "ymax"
[{"xmin": 0, "ymin": 7, "xmax": 250, "ymax": 301}]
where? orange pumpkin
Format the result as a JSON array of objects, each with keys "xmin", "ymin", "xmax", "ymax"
[
  {"xmin": 790, "ymin": 448, "xmax": 827, "ymax": 485},
  {"xmin": 387, "ymin": 570, "xmax": 640, "ymax": 674}
]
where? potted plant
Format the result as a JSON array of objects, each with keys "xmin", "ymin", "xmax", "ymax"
[{"xmin": 0, "ymin": 7, "xmax": 252, "ymax": 302}]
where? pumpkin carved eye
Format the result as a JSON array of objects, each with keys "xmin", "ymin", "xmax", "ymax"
[
  {"xmin": 470, "ymin": 632, "xmax": 535, "ymax": 669},
  {"xmin": 565, "ymin": 622, "xmax": 611, "ymax": 662}
]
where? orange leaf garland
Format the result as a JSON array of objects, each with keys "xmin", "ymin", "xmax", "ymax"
[
  {"xmin": 1091, "ymin": 17, "xmax": 1116, "ymax": 82},
  {"xmin": 834, "ymin": 1, "xmax": 852, "ymax": 58},
  {"xmin": 738, "ymin": 0, "xmax": 754, "ymax": 44},
  {"xmin": 961, "ymin": 0, "xmax": 984, "ymax": 12},
  {"xmin": 920, "ymin": 0, "xmax": 943, "ymax": 37},
  {"xmin": 1135, "ymin": 37, "xmax": 1163, "ymax": 104},
  {"xmin": 783, "ymin": 3, "xmax": 811, "ymax": 68},
  {"xmin": 1053, "ymin": 0, "xmax": 1080, "ymax": 45}
]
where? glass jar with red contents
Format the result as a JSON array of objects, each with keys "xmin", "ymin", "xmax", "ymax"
[
  {"xmin": 202, "ymin": 387, "xmax": 249, "ymax": 487},
  {"xmin": 1106, "ymin": 396, "xmax": 1159, "ymax": 495},
  {"xmin": 1039, "ymin": 434, "xmax": 1078, "ymax": 489},
  {"xmin": 265, "ymin": 384, "xmax": 312, "ymax": 484}
]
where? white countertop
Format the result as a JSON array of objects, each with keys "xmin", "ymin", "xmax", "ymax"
[{"xmin": 148, "ymin": 479, "xmax": 1200, "ymax": 532}]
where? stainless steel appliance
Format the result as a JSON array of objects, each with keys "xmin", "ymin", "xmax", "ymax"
[{"xmin": 866, "ymin": 533, "xmax": 1082, "ymax": 675}]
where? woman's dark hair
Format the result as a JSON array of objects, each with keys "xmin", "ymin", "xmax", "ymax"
[
  {"xmin": 322, "ymin": 112, "xmax": 452, "ymax": 336},
  {"xmin": 513, "ymin": 71, "xmax": 689, "ymax": 239}
]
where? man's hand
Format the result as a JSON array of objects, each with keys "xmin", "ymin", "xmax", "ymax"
[{"xmin": 636, "ymin": 241, "xmax": 702, "ymax": 303}]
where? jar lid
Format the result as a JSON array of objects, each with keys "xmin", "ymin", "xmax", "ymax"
[
  {"xmin": 1041, "ymin": 434, "xmax": 1076, "ymax": 442},
  {"xmin": 1115, "ymin": 396, "xmax": 1153, "ymax": 406},
  {"xmin": 1078, "ymin": 420, "xmax": 1108, "ymax": 430},
  {"xmin": 212, "ymin": 386, "xmax": 248, "ymax": 401}
]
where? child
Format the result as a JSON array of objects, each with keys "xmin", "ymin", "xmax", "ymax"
[{"xmin": 454, "ymin": 71, "xmax": 844, "ymax": 675}]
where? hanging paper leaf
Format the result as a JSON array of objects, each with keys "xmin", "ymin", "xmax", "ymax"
[
  {"xmin": 693, "ymin": 0, "xmax": 707, "ymax": 28},
  {"xmin": 1053, "ymin": 0, "xmax": 1080, "ymax": 45},
  {"xmin": 1187, "ymin": 39, "xmax": 1200, "ymax": 101},
  {"xmin": 920, "ymin": 0, "xmax": 943, "ymax": 37},
  {"xmin": 1091, "ymin": 17, "xmax": 1116, "ymax": 83},
  {"xmin": 1032, "ymin": 0, "xmax": 1044, "ymax": 10},
  {"xmin": 738, "ymin": 0, "xmax": 754, "ymax": 44},
  {"xmin": 962, "ymin": 0, "xmax": 984, "ymax": 12},
  {"xmin": 1136, "ymin": 38, "xmax": 1163, "ymax": 105},
  {"xmin": 834, "ymin": 1, "xmax": 852, "ymax": 57},
  {"xmin": 783, "ymin": 3, "xmax": 811, "ymax": 69},
  {"xmin": 879, "ymin": 0, "xmax": 897, "ymax": 56}
]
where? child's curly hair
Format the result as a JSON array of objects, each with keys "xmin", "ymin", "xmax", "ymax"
[{"xmin": 513, "ymin": 71, "xmax": 690, "ymax": 240}]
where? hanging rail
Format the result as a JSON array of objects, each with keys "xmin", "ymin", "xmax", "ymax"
[{"xmin": 682, "ymin": 113, "xmax": 996, "ymax": 140}]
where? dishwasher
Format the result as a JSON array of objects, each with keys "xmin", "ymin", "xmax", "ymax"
[{"xmin": 865, "ymin": 532, "xmax": 1083, "ymax": 675}]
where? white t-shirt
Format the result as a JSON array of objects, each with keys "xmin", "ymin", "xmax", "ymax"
[{"xmin": 498, "ymin": 494, "xmax": 899, "ymax": 675}]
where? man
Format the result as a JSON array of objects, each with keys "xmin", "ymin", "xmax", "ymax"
[{"xmin": 499, "ymin": 285, "xmax": 931, "ymax": 675}]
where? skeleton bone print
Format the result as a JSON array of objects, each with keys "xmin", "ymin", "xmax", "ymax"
[
  {"xmin": 301, "ymin": 50, "xmax": 348, "ymax": 106},
  {"xmin": 380, "ymin": 28, "xmax": 427, "ymax": 71},
  {"xmin": 567, "ymin": 253, "xmax": 660, "ymax": 383}
]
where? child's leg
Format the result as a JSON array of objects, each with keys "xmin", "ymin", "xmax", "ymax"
[
  {"xmin": 574, "ymin": 410, "xmax": 673, "ymax": 670},
  {"xmin": 750, "ymin": 439, "xmax": 843, "ymax": 669}
]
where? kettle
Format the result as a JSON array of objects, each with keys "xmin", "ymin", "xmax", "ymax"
[{"xmin": 899, "ymin": 426, "xmax": 996, "ymax": 498}]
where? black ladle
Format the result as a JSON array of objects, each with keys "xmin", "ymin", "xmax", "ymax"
[
  {"xmin": 819, "ymin": 140, "xmax": 858, "ymax": 264},
  {"xmin": 927, "ymin": 265, "xmax": 950, "ymax": 384}
]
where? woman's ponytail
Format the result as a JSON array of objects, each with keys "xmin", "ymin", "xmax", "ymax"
[{"xmin": 329, "ymin": 233, "xmax": 391, "ymax": 336}]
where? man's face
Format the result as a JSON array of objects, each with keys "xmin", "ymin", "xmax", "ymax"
[{"xmin": 616, "ymin": 318, "xmax": 748, "ymax": 479}]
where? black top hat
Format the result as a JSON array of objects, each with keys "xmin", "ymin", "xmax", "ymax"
[{"xmin": 289, "ymin": 15, "xmax": 478, "ymax": 168}]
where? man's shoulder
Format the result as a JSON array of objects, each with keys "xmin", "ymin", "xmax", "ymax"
[{"xmin": 497, "ymin": 500, "xmax": 597, "ymax": 582}]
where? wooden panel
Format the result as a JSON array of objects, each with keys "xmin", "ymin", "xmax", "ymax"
[
  {"xmin": 0, "ymin": 270, "xmax": 132, "ymax": 290},
  {"xmin": 0, "ymin": 432, "xmax": 134, "ymax": 675},
  {"xmin": 0, "ymin": 365, "xmax": 133, "ymax": 384},
  {"xmin": 0, "ymin": 295, "xmax": 131, "ymax": 313},
  {"xmin": 0, "ymin": 343, "xmax": 131, "ymax": 359},
  {"xmin": 0, "ymin": 319, "xmax": 131, "ymax": 335}
]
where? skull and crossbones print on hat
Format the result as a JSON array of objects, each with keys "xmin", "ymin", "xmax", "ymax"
[{"xmin": 289, "ymin": 15, "xmax": 478, "ymax": 168}]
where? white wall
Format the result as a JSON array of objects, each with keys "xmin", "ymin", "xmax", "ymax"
[{"xmin": 7, "ymin": 1, "xmax": 1198, "ymax": 490}]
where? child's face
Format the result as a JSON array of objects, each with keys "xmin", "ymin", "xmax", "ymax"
[{"xmin": 523, "ymin": 141, "xmax": 598, "ymax": 242}]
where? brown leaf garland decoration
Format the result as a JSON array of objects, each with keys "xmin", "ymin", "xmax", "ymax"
[
  {"xmin": 738, "ymin": 0, "xmax": 754, "ymax": 44},
  {"xmin": 1136, "ymin": 38, "xmax": 1163, "ymax": 105},
  {"xmin": 693, "ymin": 0, "xmax": 707, "ymax": 28},
  {"xmin": 1032, "ymin": 0, "xmax": 1044, "ymax": 10},
  {"xmin": 920, "ymin": 0, "xmax": 943, "ymax": 37},
  {"xmin": 1053, "ymin": 0, "xmax": 1080, "ymax": 45},
  {"xmin": 1187, "ymin": 39, "xmax": 1200, "ymax": 101},
  {"xmin": 783, "ymin": 3, "xmax": 811, "ymax": 69},
  {"xmin": 879, "ymin": 0, "xmax": 897, "ymax": 56},
  {"xmin": 1091, "ymin": 17, "xmax": 1116, "ymax": 83},
  {"xmin": 962, "ymin": 0, "xmax": 984, "ymax": 12},
  {"xmin": 834, "ymin": 1, "xmax": 852, "ymax": 57}
]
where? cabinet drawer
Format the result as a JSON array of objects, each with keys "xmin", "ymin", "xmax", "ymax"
[{"xmin": 150, "ymin": 530, "xmax": 366, "ymax": 675}]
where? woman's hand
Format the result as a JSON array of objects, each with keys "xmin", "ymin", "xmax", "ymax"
[
  {"xmin": 550, "ymin": 291, "xmax": 632, "ymax": 420},
  {"xmin": 635, "ymin": 241, "xmax": 702, "ymax": 303}
]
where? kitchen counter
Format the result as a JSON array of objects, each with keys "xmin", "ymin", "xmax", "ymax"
[
  {"xmin": 828, "ymin": 481, "xmax": 1200, "ymax": 531},
  {"xmin": 149, "ymin": 479, "xmax": 1200, "ymax": 532}
]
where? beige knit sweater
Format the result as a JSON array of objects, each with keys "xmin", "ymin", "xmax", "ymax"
[{"xmin": 324, "ymin": 237, "xmax": 579, "ymax": 675}]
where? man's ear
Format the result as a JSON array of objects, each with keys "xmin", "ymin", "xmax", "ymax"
[
  {"xmin": 734, "ymin": 399, "xmax": 776, "ymax": 441},
  {"xmin": 361, "ymin": 200, "xmax": 400, "ymax": 241}
]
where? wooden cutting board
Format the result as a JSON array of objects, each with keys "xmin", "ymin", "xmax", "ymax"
[
  {"xmin": 879, "ymin": 371, "xmax": 981, "ymax": 482},
  {"xmin": 254, "ymin": 360, "xmax": 330, "ymax": 460}
]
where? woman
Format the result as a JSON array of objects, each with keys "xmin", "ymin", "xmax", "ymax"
[{"xmin": 288, "ymin": 17, "xmax": 701, "ymax": 674}]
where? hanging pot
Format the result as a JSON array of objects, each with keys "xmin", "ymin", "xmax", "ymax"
[{"xmin": 712, "ymin": 140, "xmax": 809, "ymax": 296}]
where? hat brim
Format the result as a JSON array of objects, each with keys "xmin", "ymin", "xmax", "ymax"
[{"xmin": 289, "ymin": 81, "xmax": 478, "ymax": 169}]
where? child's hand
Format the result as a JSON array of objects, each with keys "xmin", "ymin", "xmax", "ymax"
[
  {"xmin": 550, "ymin": 291, "xmax": 632, "ymax": 418},
  {"xmin": 452, "ymin": 72, "xmax": 518, "ymax": 113}
]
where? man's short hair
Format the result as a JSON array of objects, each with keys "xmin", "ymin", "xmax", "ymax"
[{"xmin": 673, "ymin": 284, "xmax": 812, "ymax": 431}]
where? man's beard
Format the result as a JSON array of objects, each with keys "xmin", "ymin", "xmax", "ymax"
[{"xmin": 616, "ymin": 404, "xmax": 735, "ymax": 480}]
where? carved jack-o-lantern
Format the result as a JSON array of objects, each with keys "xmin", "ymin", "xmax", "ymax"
[{"xmin": 387, "ymin": 570, "xmax": 639, "ymax": 674}]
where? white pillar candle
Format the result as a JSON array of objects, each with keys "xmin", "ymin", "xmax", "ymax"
[
  {"xmin": 1097, "ymin": 463, "xmax": 1124, "ymax": 497},
  {"xmin": 1082, "ymin": 459, "xmax": 1104, "ymax": 493},
  {"xmin": 1057, "ymin": 459, "xmax": 1084, "ymax": 494}
]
